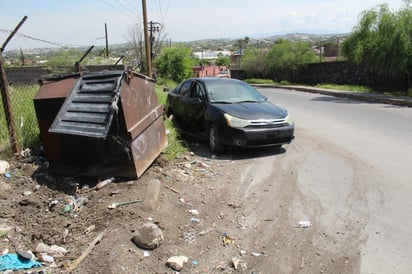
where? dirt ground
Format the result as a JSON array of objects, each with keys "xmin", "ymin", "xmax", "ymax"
[{"xmin": 0, "ymin": 139, "xmax": 358, "ymax": 274}]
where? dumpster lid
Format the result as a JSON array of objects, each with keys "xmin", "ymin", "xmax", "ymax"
[{"xmin": 49, "ymin": 71, "xmax": 124, "ymax": 138}]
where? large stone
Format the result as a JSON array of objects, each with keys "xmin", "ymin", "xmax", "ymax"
[
  {"xmin": 131, "ymin": 222, "xmax": 163, "ymax": 250},
  {"xmin": 166, "ymin": 256, "xmax": 188, "ymax": 271}
]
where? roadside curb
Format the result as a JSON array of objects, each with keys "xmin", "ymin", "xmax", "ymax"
[{"xmin": 253, "ymin": 84, "xmax": 412, "ymax": 108}]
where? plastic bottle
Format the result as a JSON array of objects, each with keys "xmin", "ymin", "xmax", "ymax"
[{"xmin": 96, "ymin": 177, "xmax": 115, "ymax": 189}]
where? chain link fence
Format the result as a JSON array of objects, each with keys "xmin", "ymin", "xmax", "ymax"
[{"xmin": 0, "ymin": 83, "xmax": 39, "ymax": 157}]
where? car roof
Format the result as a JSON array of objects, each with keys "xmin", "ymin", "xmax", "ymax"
[{"xmin": 191, "ymin": 77, "xmax": 243, "ymax": 84}]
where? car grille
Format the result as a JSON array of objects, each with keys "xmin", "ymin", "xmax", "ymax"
[{"xmin": 247, "ymin": 119, "xmax": 289, "ymax": 128}]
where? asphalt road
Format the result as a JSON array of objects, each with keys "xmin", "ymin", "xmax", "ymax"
[{"xmin": 252, "ymin": 87, "xmax": 412, "ymax": 273}]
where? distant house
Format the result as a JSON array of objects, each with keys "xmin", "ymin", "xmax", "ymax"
[{"xmin": 193, "ymin": 65, "xmax": 229, "ymax": 78}]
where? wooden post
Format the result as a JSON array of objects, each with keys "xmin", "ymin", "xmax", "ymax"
[{"xmin": 0, "ymin": 54, "xmax": 20, "ymax": 154}]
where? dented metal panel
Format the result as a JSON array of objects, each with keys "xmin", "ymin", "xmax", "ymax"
[
  {"xmin": 49, "ymin": 71, "xmax": 124, "ymax": 138},
  {"xmin": 33, "ymin": 70, "xmax": 167, "ymax": 178}
]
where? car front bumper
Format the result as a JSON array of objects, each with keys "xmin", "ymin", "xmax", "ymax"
[{"xmin": 220, "ymin": 124, "xmax": 295, "ymax": 148}]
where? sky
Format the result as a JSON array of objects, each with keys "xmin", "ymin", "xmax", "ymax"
[{"xmin": 0, "ymin": 0, "xmax": 406, "ymax": 51}]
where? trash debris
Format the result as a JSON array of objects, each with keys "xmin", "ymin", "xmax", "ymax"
[
  {"xmin": 4, "ymin": 173, "xmax": 11, "ymax": 179},
  {"xmin": 6, "ymin": 236, "xmax": 32, "ymax": 260},
  {"xmin": 222, "ymin": 234, "xmax": 235, "ymax": 246},
  {"xmin": 190, "ymin": 217, "xmax": 200, "ymax": 226},
  {"xmin": 166, "ymin": 255, "xmax": 188, "ymax": 271},
  {"xmin": 164, "ymin": 185, "xmax": 179, "ymax": 193},
  {"xmin": 199, "ymin": 227, "xmax": 214, "ymax": 236},
  {"xmin": 0, "ymin": 161, "xmax": 9, "ymax": 174},
  {"xmin": 84, "ymin": 225, "xmax": 96, "ymax": 235},
  {"xmin": 298, "ymin": 221, "xmax": 312, "ymax": 228},
  {"xmin": 65, "ymin": 231, "xmax": 105, "ymax": 273},
  {"xmin": 0, "ymin": 254, "xmax": 41, "ymax": 271},
  {"xmin": 96, "ymin": 177, "xmax": 115, "ymax": 190},
  {"xmin": 183, "ymin": 232, "xmax": 196, "ymax": 244},
  {"xmin": 188, "ymin": 209, "xmax": 199, "ymax": 215},
  {"xmin": 38, "ymin": 253, "xmax": 54, "ymax": 263},
  {"xmin": 35, "ymin": 242, "xmax": 68, "ymax": 256},
  {"xmin": 192, "ymin": 260, "xmax": 199, "ymax": 266},
  {"xmin": 107, "ymin": 199, "xmax": 143, "ymax": 209}
]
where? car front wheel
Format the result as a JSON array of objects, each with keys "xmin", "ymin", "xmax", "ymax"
[{"xmin": 209, "ymin": 125, "xmax": 224, "ymax": 154}]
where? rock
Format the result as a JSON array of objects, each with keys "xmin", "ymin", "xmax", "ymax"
[
  {"xmin": 0, "ymin": 160, "xmax": 9, "ymax": 174},
  {"xmin": 0, "ymin": 180, "xmax": 11, "ymax": 199},
  {"xmin": 131, "ymin": 222, "xmax": 163, "ymax": 250},
  {"xmin": 232, "ymin": 257, "xmax": 247, "ymax": 270},
  {"xmin": 166, "ymin": 255, "xmax": 188, "ymax": 271}
]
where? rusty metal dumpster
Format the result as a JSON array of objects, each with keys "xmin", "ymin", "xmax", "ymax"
[{"xmin": 33, "ymin": 70, "xmax": 167, "ymax": 178}]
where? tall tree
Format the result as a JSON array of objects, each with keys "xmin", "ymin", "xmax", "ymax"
[
  {"xmin": 341, "ymin": 1, "xmax": 412, "ymax": 77},
  {"xmin": 265, "ymin": 39, "xmax": 317, "ymax": 81},
  {"xmin": 154, "ymin": 45, "xmax": 195, "ymax": 82}
]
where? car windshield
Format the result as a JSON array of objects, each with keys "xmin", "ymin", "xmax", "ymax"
[{"xmin": 206, "ymin": 81, "xmax": 266, "ymax": 103}]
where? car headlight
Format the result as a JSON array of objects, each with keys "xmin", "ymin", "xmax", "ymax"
[
  {"xmin": 285, "ymin": 114, "xmax": 294, "ymax": 125},
  {"xmin": 224, "ymin": 113, "xmax": 250, "ymax": 128}
]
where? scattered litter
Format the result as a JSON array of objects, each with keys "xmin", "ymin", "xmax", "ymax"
[
  {"xmin": 0, "ymin": 160, "xmax": 9, "ymax": 174},
  {"xmin": 107, "ymin": 199, "xmax": 143, "ymax": 209},
  {"xmin": 222, "ymin": 234, "xmax": 235, "ymax": 246},
  {"xmin": 251, "ymin": 252, "xmax": 263, "ymax": 257},
  {"xmin": 35, "ymin": 242, "xmax": 68, "ymax": 256},
  {"xmin": 190, "ymin": 217, "xmax": 200, "ymax": 226},
  {"xmin": 4, "ymin": 173, "xmax": 11, "ymax": 179},
  {"xmin": 143, "ymin": 250, "xmax": 151, "ymax": 257},
  {"xmin": 22, "ymin": 191, "xmax": 32, "ymax": 196},
  {"xmin": 198, "ymin": 227, "xmax": 214, "ymax": 236},
  {"xmin": 96, "ymin": 177, "xmax": 115, "ymax": 190},
  {"xmin": 0, "ymin": 254, "xmax": 41, "ymax": 271},
  {"xmin": 183, "ymin": 232, "xmax": 196, "ymax": 244},
  {"xmin": 166, "ymin": 255, "xmax": 188, "ymax": 271},
  {"xmin": 38, "ymin": 253, "xmax": 54, "ymax": 263},
  {"xmin": 188, "ymin": 209, "xmax": 199, "ymax": 215},
  {"xmin": 192, "ymin": 260, "xmax": 199, "ymax": 266},
  {"xmin": 84, "ymin": 225, "xmax": 96, "ymax": 235},
  {"xmin": 164, "ymin": 185, "xmax": 179, "ymax": 193},
  {"xmin": 298, "ymin": 221, "xmax": 312, "ymax": 228}
]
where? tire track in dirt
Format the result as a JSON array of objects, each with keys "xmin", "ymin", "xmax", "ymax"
[{"xmin": 230, "ymin": 128, "xmax": 377, "ymax": 273}]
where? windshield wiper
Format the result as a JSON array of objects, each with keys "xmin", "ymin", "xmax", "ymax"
[
  {"xmin": 235, "ymin": 100, "xmax": 259, "ymax": 103},
  {"xmin": 212, "ymin": 101, "xmax": 233, "ymax": 104}
]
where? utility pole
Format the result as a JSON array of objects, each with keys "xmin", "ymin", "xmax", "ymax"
[
  {"xmin": 148, "ymin": 21, "xmax": 160, "ymax": 62},
  {"xmin": 105, "ymin": 23, "xmax": 109, "ymax": 58},
  {"xmin": 142, "ymin": 0, "xmax": 152, "ymax": 78},
  {"xmin": 0, "ymin": 15, "xmax": 27, "ymax": 154}
]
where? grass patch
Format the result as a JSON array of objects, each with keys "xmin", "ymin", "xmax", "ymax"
[
  {"xmin": 155, "ymin": 83, "xmax": 188, "ymax": 160},
  {"xmin": 244, "ymin": 78, "xmax": 276, "ymax": 85},
  {"xmin": 0, "ymin": 85, "xmax": 40, "ymax": 159},
  {"xmin": 314, "ymin": 83, "xmax": 373, "ymax": 93}
]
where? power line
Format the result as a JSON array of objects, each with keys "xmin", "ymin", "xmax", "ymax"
[
  {"xmin": 99, "ymin": 0, "xmax": 137, "ymax": 20},
  {"xmin": 0, "ymin": 29, "xmax": 83, "ymax": 48}
]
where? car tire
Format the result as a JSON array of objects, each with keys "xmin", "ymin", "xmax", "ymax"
[{"xmin": 209, "ymin": 124, "xmax": 224, "ymax": 154}]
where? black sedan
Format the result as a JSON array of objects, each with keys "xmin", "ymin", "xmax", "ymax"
[{"xmin": 165, "ymin": 78, "xmax": 294, "ymax": 153}]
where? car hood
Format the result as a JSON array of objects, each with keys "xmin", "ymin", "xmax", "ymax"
[{"xmin": 214, "ymin": 101, "xmax": 287, "ymax": 120}]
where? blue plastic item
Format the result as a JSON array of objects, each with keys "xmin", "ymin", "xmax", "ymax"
[{"xmin": 0, "ymin": 253, "xmax": 42, "ymax": 271}]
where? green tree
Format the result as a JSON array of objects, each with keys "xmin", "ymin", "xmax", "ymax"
[
  {"xmin": 215, "ymin": 53, "xmax": 231, "ymax": 67},
  {"xmin": 154, "ymin": 45, "xmax": 195, "ymax": 82},
  {"xmin": 341, "ymin": 1, "xmax": 412, "ymax": 78},
  {"xmin": 265, "ymin": 39, "xmax": 317, "ymax": 81},
  {"xmin": 241, "ymin": 48, "xmax": 268, "ymax": 78}
]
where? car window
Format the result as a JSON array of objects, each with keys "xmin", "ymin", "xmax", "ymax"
[
  {"xmin": 179, "ymin": 80, "xmax": 192, "ymax": 97},
  {"xmin": 207, "ymin": 81, "xmax": 266, "ymax": 103},
  {"xmin": 192, "ymin": 83, "xmax": 205, "ymax": 100}
]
